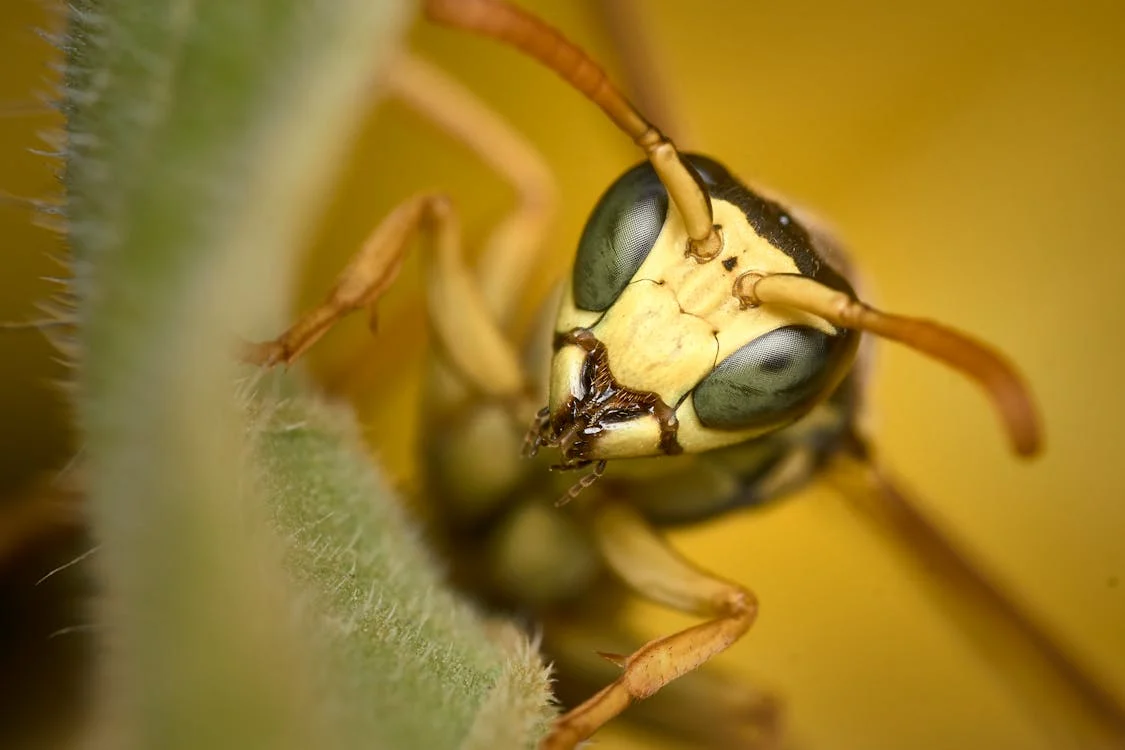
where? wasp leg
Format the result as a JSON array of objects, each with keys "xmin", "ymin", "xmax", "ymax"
[
  {"xmin": 386, "ymin": 53, "xmax": 557, "ymax": 321},
  {"xmin": 249, "ymin": 52, "xmax": 556, "ymax": 415},
  {"xmin": 245, "ymin": 191, "xmax": 528, "ymax": 405},
  {"xmin": 384, "ymin": 52, "xmax": 556, "ymax": 429},
  {"xmin": 542, "ymin": 501, "xmax": 759, "ymax": 750},
  {"xmin": 545, "ymin": 611, "xmax": 786, "ymax": 749},
  {"xmin": 386, "ymin": 54, "xmax": 560, "ymax": 514}
]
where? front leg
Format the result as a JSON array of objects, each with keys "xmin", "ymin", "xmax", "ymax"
[
  {"xmin": 544, "ymin": 501, "xmax": 759, "ymax": 750},
  {"xmin": 244, "ymin": 191, "xmax": 529, "ymax": 408}
]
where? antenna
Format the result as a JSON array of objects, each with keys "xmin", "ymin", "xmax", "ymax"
[
  {"xmin": 735, "ymin": 271, "xmax": 1042, "ymax": 456},
  {"xmin": 423, "ymin": 0, "xmax": 720, "ymax": 258}
]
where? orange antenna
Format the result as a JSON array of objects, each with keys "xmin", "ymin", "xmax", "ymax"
[
  {"xmin": 423, "ymin": 0, "xmax": 720, "ymax": 258},
  {"xmin": 735, "ymin": 272, "xmax": 1042, "ymax": 457}
]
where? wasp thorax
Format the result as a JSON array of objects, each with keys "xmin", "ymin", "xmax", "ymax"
[{"xmin": 537, "ymin": 155, "xmax": 861, "ymax": 464}]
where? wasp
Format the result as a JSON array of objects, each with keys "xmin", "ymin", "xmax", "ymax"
[{"xmin": 240, "ymin": 1, "xmax": 1125, "ymax": 748}]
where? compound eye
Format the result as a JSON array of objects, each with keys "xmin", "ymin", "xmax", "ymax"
[
  {"xmin": 693, "ymin": 325, "xmax": 843, "ymax": 430},
  {"xmin": 572, "ymin": 162, "xmax": 669, "ymax": 311}
]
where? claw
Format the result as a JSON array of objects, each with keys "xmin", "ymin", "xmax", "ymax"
[
  {"xmin": 239, "ymin": 338, "xmax": 289, "ymax": 368},
  {"xmin": 596, "ymin": 651, "xmax": 628, "ymax": 668}
]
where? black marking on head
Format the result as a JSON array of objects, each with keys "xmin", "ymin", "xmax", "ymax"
[
  {"xmin": 683, "ymin": 154, "xmax": 854, "ymax": 294},
  {"xmin": 722, "ymin": 256, "xmax": 738, "ymax": 271}
]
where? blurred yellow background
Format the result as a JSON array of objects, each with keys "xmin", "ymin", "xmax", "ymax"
[{"xmin": 2, "ymin": 1, "xmax": 1124, "ymax": 749}]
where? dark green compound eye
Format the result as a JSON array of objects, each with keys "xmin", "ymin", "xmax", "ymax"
[
  {"xmin": 572, "ymin": 162, "xmax": 669, "ymax": 312},
  {"xmin": 693, "ymin": 325, "xmax": 849, "ymax": 430}
]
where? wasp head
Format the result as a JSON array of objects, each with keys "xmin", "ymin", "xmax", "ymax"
[{"xmin": 527, "ymin": 155, "xmax": 860, "ymax": 468}]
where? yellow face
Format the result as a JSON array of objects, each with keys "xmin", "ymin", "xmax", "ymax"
[{"xmin": 532, "ymin": 156, "xmax": 860, "ymax": 467}]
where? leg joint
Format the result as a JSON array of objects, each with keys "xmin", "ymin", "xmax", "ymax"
[
  {"xmin": 423, "ymin": 192, "xmax": 454, "ymax": 218},
  {"xmin": 718, "ymin": 585, "xmax": 758, "ymax": 621}
]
